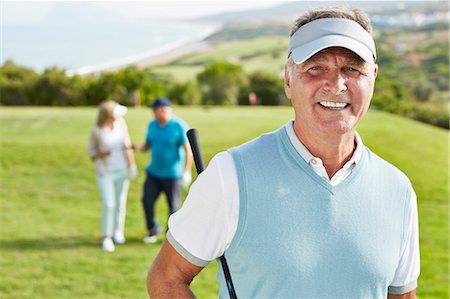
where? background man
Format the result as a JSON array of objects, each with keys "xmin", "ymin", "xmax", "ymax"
[
  {"xmin": 133, "ymin": 97, "xmax": 192, "ymax": 244},
  {"xmin": 147, "ymin": 8, "xmax": 420, "ymax": 298}
]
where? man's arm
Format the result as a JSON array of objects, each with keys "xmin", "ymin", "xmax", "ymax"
[
  {"xmin": 147, "ymin": 240, "xmax": 204, "ymax": 298},
  {"xmin": 388, "ymin": 290, "xmax": 416, "ymax": 299},
  {"xmin": 182, "ymin": 142, "xmax": 193, "ymax": 172},
  {"xmin": 132, "ymin": 142, "xmax": 150, "ymax": 153}
]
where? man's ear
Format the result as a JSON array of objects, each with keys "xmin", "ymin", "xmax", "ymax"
[{"xmin": 284, "ymin": 64, "xmax": 292, "ymax": 100}]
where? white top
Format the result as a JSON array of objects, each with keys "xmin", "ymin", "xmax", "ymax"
[
  {"xmin": 169, "ymin": 121, "xmax": 420, "ymax": 288},
  {"xmin": 99, "ymin": 121, "xmax": 127, "ymax": 171}
]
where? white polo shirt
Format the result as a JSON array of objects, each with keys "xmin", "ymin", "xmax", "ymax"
[{"xmin": 168, "ymin": 121, "xmax": 420, "ymax": 290}]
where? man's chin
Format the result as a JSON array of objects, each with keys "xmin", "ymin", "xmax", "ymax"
[{"xmin": 316, "ymin": 120, "xmax": 357, "ymax": 136}]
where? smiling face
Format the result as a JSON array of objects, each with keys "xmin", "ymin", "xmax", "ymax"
[{"xmin": 285, "ymin": 47, "xmax": 378, "ymax": 137}]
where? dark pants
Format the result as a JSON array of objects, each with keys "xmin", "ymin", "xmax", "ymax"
[{"xmin": 142, "ymin": 173, "xmax": 181, "ymax": 234}]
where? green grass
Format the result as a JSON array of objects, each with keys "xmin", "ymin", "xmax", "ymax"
[
  {"xmin": 178, "ymin": 36, "xmax": 287, "ymax": 65},
  {"xmin": 0, "ymin": 107, "xmax": 448, "ymax": 298},
  {"xmin": 153, "ymin": 36, "xmax": 287, "ymax": 80}
]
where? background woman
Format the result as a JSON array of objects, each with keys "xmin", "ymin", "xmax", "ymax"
[{"xmin": 88, "ymin": 100, "xmax": 137, "ymax": 252}]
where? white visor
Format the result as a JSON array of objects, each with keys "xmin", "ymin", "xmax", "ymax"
[
  {"xmin": 288, "ymin": 18, "xmax": 376, "ymax": 64},
  {"xmin": 113, "ymin": 104, "xmax": 128, "ymax": 118}
]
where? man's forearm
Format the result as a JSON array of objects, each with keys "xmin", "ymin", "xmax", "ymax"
[
  {"xmin": 132, "ymin": 143, "xmax": 149, "ymax": 153},
  {"xmin": 147, "ymin": 279, "xmax": 196, "ymax": 299},
  {"xmin": 185, "ymin": 155, "xmax": 192, "ymax": 172},
  {"xmin": 183, "ymin": 143, "xmax": 193, "ymax": 172}
]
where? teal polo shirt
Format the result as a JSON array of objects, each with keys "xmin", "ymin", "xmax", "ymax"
[{"xmin": 145, "ymin": 117, "xmax": 188, "ymax": 179}]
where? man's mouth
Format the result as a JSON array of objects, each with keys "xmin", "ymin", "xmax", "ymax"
[{"xmin": 319, "ymin": 101, "xmax": 349, "ymax": 109}]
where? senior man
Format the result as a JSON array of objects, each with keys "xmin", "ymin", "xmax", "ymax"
[
  {"xmin": 147, "ymin": 7, "xmax": 420, "ymax": 299},
  {"xmin": 133, "ymin": 97, "xmax": 192, "ymax": 244}
]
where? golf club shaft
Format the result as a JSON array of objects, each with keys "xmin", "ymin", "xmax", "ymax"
[
  {"xmin": 187, "ymin": 129, "xmax": 205, "ymax": 175},
  {"xmin": 187, "ymin": 128, "xmax": 238, "ymax": 299}
]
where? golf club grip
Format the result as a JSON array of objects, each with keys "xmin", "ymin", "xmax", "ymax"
[
  {"xmin": 187, "ymin": 129, "xmax": 205, "ymax": 174},
  {"xmin": 186, "ymin": 128, "xmax": 238, "ymax": 299}
]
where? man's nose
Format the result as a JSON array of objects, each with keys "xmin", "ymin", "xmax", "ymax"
[{"xmin": 323, "ymin": 70, "xmax": 347, "ymax": 94}]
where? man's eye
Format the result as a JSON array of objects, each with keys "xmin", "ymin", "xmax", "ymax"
[
  {"xmin": 343, "ymin": 67, "xmax": 360, "ymax": 75},
  {"xmin": 307, "ymin": 66, "xmax": 324, "ymax": 75},
  {"xmin": 310, "ymin": 66, "xmax": 322, "ymax": 71}
]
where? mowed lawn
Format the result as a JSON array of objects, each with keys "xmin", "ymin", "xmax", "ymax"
[{"xmin": 0, "ymin": 106, "xmax": 448, "ymax": 299}]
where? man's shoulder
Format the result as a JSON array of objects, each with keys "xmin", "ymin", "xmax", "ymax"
[
  {"xmin": 171, "ymin": 116, "xmax": 188, "ymax": 129},
  {"xmin": 364, "ymin": 147, "xmax": 412, "ymax": 186},
  {"xmin": 231, "ymin": 127, "xmax": 284, "ymax": 151}
]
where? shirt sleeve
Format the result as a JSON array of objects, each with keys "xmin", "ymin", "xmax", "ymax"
[
  {"xmin": 167, "ymin": 151, "xmax": 239, "ymax": 266},
  {"xmin": 388, "ymin": 190, "xmax": 420, "ymax": 294}
]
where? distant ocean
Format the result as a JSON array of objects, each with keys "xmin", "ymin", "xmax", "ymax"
[{"xmin": 2, "ymin": 20, "xmax": 220, "ymax": 75}]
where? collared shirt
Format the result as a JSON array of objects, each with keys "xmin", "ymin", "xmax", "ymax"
[
  {"xmin": 284, "ymin": 120, "xmax": 363, "ymax": 185},
  {"xmin": 145, "ymin": 116, "xmax": 188, "ymax": 179},
  {"xmin": 168, "ymin": 121, "xmax": 420, "ymax": 290}
]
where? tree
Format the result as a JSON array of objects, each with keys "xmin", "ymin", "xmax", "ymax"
[
  {"xmin": 139, "ymin": 81, "xmax": 166, "ymax": 107},
  {"xmin": 82, "ymin": 75, "xmax": 103, "ymax": 106},
  {"xmin": 197, "ymin": 61, "xmax": 246, "ymax": 105},
  {"xmin": 408, "ymin": 77, "xmax": 436, "ymax": 102},
  {"xmin": 32, "ymin": 67, "xmax": 82, "ymax": 105},
  {"xmin": 114, "ymin": 66, "xmax": 146, "ymax": 105},
  {"xmin": 167, "ymin": 80, "xmax": 201, "ymax": 105},
  {"xmin": 371, "ymin": 74, "xmax": 413, "ymax": 115},
  {"xmin": 83, "ymin": 72, "xmax": 129, "ymax": 106},
  {"xmin": 0, "ymin": 60, "xmax": 38, "ymax": 105},
  {"xmin": 83, "ymin": 72, "xmax": 113, "ymax": 105},
  {"xmin": 239, "ymin": 71, "xmax": 287, "ymax": 106}
]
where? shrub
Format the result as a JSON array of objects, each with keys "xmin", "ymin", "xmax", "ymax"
[
  {"xmin": 197, "ymin": 61, "xmax": 247, "ymax": 105},
  {"xmin": 239, "ymin": 71, "xmax": 287, "ymax": 106},
  {"xmin": 167, "ymin": 80, "xmax": 201, "ymax": 105},
  {"xmin": 0, "ymin": 60, "xmax": 38, "ymax": 105}
]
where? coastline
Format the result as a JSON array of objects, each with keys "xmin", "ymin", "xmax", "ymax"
[
  {"xmin": 66, "ymin": 23, "xmax": 221, "ymax": 77},
  {"xmin": 133, "ymin": 40, "xmax": 211, "ymax": 69}
]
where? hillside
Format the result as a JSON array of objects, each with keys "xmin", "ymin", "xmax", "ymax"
[
  {"xmin": 154, "ymin": 0, "xmax": 447, "ymax": 85},
  {"xmin": 153, "ymin": 19, "xmax": 448, "ymax": 82}
]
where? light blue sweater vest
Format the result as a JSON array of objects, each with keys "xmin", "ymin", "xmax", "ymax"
[{"xmin": 219, "ymin": 127, "xmax": 412, "ymax": 299}]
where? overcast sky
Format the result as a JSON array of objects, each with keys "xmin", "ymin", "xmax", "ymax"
[{"xmin": 2, "ymin": 1, "xmax": 285, "ymax": 25}]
